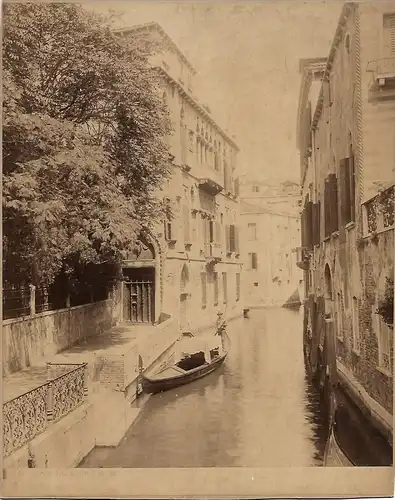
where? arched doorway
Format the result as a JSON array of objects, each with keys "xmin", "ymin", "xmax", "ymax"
[
  {"xmin": 122, "ymin": 237, "xmax": 156, "ymax": 323},
  {"xmin": 180, "ymin": 263, "xmax": 190, "ymax": 332}
]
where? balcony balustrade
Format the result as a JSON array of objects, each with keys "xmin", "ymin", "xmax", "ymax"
[
  {"xmin": 362, "ymin": 184, "xmax": 394, "ymax": 236},
  {"xmin": 198, "ymin": 163, "xmax": 223, "ymax": 196},
  {"xmin": 204, "ymin": 242, "xmax": 223, "ymax": 263}
]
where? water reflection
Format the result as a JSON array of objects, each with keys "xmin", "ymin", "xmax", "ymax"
[{"xmin": 79, "ymin": 308, "xmax": 327, "ymax": 468}]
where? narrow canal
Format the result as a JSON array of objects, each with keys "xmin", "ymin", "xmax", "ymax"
[{"xmin": 79, "ymin": 308, "xmax": 329, "ymax": 468}]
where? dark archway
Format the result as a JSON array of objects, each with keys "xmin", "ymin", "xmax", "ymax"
[{"xmin": 122, "ymin": 237, "xmax": 156, "ymax": 323}]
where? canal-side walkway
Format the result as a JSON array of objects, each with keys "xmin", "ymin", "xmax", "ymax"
[
  {"xmin": 3, "ymin": 316, "xmax": 181, "ymax": 468},
  {"xmin": 3, "ymin": 323, "xmax": 154, "ymax": 402}
]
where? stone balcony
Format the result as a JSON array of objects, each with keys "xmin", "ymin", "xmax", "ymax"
[
  {"xmin": 204, "ymin": 242, "xmax": 223, "ymax": 263},
  {"xmin": 294, "ymin": 247, "xmax": 310, "ymax": 271},
  {"xmin": 198, "ymin": 163, "xmax": 223, "ymax": 196}
]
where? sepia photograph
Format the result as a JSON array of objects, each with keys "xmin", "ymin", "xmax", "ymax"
[{"xmin": 2, "ymin": 0, "xmax": 394, "ymax": 497}]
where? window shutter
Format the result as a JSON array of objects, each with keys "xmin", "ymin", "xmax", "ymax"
[
  {"xmin": 328, "ymin": 173, "xmax": 338, "ymax": 232},
  {"xmin": 225, "ymin": 225, "xmax": 230, "ymax": 253},
  {"xmin": 345, "ymin": 158, "xmax": 351, "ymax": 224},
  {"xmin": 306, "ymin": 201, "xmax": 313, "ymax": 249},
  {"xmin": 209, "ymin": 220, "xmax": 214, "ymax": 243},
  {"xmin": 384, "ymin": 14, "xmax": 395, "ymax": 56},
  {"xmin": 235, "ymin": 225, "xmax": 240, "ymax": 253},
  {"xmin": 252, "ymin": 253, "xmax": 258, "ymax": 269},
  {"xmin": 314, "ymin": 201, "xmax": 321, "ymax": 245},
  {"xmin": 349, "ymin": 154, "xmax": 356, "ymax": 222},
  {"xmin": 391, "ymin": 15, "xmax": 395, "ymax": 54},
  {"xmin": 229, "ymin": 224, "xmax": 236, "ymax": 252},
  {"xmin": 324, "ymin": 179, "xmax": 330, "ymax": 237},
  {"xmin": 339, "ymin": 158, "xmax": 347, "ymax": 226}
]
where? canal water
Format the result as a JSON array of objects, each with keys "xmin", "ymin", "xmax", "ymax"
[{"xmin": 79, "ymin": 308, "xmax": 328, "ymax": 468}]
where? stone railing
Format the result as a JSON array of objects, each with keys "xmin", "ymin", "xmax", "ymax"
[
  {"xmin": 362, "ymin": 185, "xmax": 395, "ymax": 236},
  {"xmin": 3, "ymin": 363, "xmax": 87, "ymax": 458}
]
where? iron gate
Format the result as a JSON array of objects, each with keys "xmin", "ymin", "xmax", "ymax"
[{"xmin": 123, "ymin": 280, "xmax": 154, "ymax": 323}]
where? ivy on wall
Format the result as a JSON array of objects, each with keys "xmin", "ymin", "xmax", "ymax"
[{"xmin": 376, "ymin": 277, "xmax": 394, "ymax": 328}]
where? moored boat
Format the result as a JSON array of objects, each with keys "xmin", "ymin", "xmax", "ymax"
[
  {"xmin": 323, "ymin": 423, "xmax": 354, "ymax": 467},
  {"xmin": 140, "ymin": 327, "xmax": 230, "ymax": 395}
]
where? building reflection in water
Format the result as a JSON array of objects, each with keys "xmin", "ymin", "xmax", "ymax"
[{"xmin": 79, "ymin": 308, "xmax": 329, "ymax": 468}]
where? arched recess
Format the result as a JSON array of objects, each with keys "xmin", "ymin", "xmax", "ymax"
[{"xmin": 121, "ymin": 232, "xmax": 164, "ymax": 324}]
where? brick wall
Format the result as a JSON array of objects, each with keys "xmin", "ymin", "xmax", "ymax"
[{"xmin": 302, "ymin": 2, "xmax": 394, "ymax": 422}]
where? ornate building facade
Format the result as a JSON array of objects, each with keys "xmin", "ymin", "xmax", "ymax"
[
  {"xmin": 117, "ymin": 23, "xmax": 243, "ymax": 332},
  {"xmin": 239, "ymin": 177, "xmax": 302, "ymax": 308},
  {"xmin": 297, "ymin": 3, "xmax": 394, "ymax": 451}
]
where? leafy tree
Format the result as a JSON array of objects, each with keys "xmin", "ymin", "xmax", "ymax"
[{"xmin": 3, "ymin": 3, "xmax": 172, "ymax": 286}]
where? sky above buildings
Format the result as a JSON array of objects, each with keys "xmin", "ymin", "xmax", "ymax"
[{"xmin": 88, "ymin": 1, "xmax": 342, "ymax": 183}]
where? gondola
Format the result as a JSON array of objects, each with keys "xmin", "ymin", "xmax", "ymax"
[
  {"xmin": 140, "ymin": 324, "xmax": 230, "ymax": 395},
  {"xmin": 323, "ymin": 423, "xmax": 354, "ymax": 467}
]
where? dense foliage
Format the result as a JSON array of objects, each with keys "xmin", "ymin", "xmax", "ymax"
[
  {"xmin": 376, "ymin": 277, "xmax": 394, "ymax": 329},
  {"xmin": 3, "ymin": 3, "xmax": 172, "ymax": 287}
]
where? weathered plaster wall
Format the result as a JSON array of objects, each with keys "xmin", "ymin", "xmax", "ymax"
[{"xmin": 3, "ymin": 299, "xmax": 117, "ymax": 377}]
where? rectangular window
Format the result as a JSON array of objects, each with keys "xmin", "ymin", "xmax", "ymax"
[
  {"xmin": 248, "ymin": 222, "xmax": 257, "ymax": 241},
  {"xmin": 222, "ymin": 272, "xmax": 228, "ymax": 303},
  {"xmin": 213, "ymin": 272, "xmax": 219, "ymax": 306},
  {"xmin": 249, "ymin": 252, "xmax": 258, "ymax": 270},
  {"xmin": 236, "ymin": 273, "xmax": 241, "ymax": 302},
  {"xmin": 352, "ymin": 296, "xmax": 360, "ymax": 352},
  {"xmin": 201, "ymin": 273, "xmax": 207, "ymax": 308},
  {"xmin": 252, "ymin": 185, "xmax": 260, "ymax": 193}
]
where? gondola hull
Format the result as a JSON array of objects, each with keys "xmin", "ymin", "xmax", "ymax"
[
  {"xmin": 323, "ymin": 425, "xmax": 354, "ymax": 467},
  {"xmin": 142, "ymin": 352, "xmax": 227, "ymax": 394}
]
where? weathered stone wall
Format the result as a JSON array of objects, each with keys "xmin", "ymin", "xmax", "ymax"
[
  {"xmin": 304, "ymin": 2, "xmax": 394, "ymax": 422},
  {"xmin": 3, "ymin": 299, "xmax": 117, "ymax": 377}
]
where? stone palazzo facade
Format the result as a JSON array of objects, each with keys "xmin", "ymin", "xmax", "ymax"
[
  {"xmin": 296, "ymin": 3, "xmax": 394, "ymax": 443},
  {"xmin": 117, "ymin": 23, "xmax": 243, "ymax": 332}
]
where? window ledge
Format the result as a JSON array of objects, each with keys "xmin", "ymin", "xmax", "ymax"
[
  {"xmin": 376, "ymin": 366, "xmax": 393, "ymax": 378},
  {"xmin": 345, "ymin": 221, "xmax": 356, "ymax": 231}
]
